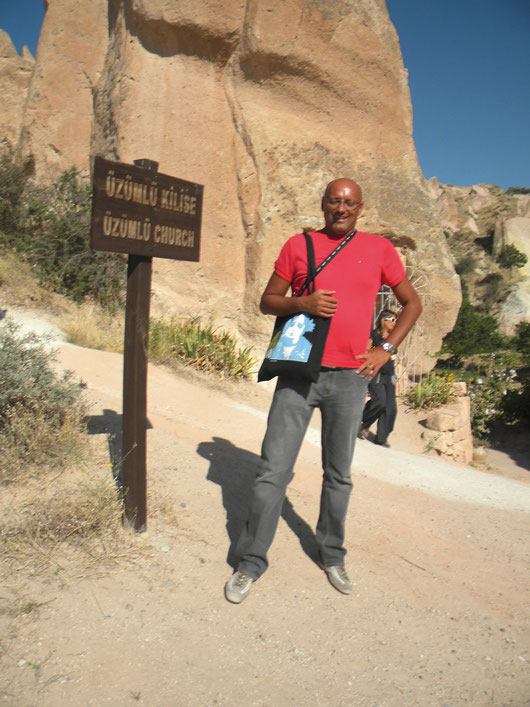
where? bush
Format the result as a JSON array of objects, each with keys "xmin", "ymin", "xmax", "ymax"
[
  {"xmin": 0, "ymin": 141, "xmax": 29, "ymax": 234},
  {"xmin": 0, "ymin": 321, "xmax": 86, "ymax": 481},
  {"xmin": 0, "ymin": 145, "xmax": 126, "ymax": 310},
  {"xmin": 436, "ymin": 350, "xmax": 528, "ymax": 439},
  {"xmin": 497, "ymin": 243, "xmax": 528, "ymax": 270},
  {"xmin": 406, "ymin": 371, "xmax": 456, "ymax": 410},
  {"xmin": 455, "ymin": 254, "xmax": 476, "ymax": 276},
  {"xmin": 442, "ymin": 282, "xmax": 507, "ymax": 359},
  {"xmin": 466, "ymin": 352, "xmax": 525, "ymax": 438},
  {"xmin": 149, "ymin": 317, "xmax": 257, "ymax": 379},
  {"xmin": 17, "ymin": 168, "xmax": 126, "ymax": 309},
  {"xmin": 514, "ymin": 321, "xmax": 530, "ymax": 360},
  {"xmin": 506, "ymin": 187, "xmax": 530, "ymax": 195}
]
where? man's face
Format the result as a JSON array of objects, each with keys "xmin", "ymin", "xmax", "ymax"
[{"xmin": 321, "ymin": 180, "xmax": 363, "ymax": 237}]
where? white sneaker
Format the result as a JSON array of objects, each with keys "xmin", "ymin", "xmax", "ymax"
[
  {"xmin": 224, "ymin": 571, "xmax": 253, "ymax": 604},
  {"xmin": 322, "ymin": 565, "xmax": 352, "ymax": 594}
]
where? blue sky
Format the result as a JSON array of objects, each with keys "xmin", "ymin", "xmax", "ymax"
[{"xmin": 1, "ymin": 0, "xmax": 528, "ymax": 189}]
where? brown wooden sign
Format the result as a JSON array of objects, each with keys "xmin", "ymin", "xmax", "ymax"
[{"xmin": 90, "ymin": 156, "xmax": 203, "ymax": 262}]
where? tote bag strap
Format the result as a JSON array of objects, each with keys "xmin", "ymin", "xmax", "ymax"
[{"xmin": 298, "ymin": 228, "xmax": 357, "ymax": 296}]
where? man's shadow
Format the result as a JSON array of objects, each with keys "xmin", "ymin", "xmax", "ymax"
[{"xmin": 197, "ymin": 436, "xmax": 320, "ymax": 569}]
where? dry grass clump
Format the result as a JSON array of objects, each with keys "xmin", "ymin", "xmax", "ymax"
[
  {"xmin": 0, "ymin": 321, "xmax": 88, "ymax": 483},
  {"xmin": 0, "ymin": 250, "xmax": 56, "ymax": 309},
  {"xmin": 0, "ymin": 405, "xmax": 88, "ymax": 484},
  {"xmin": 0, "ymin": 471, "xmax": 133, "ymax": 574},
  {"xmin": 60, "ymin": 301, "xmax": 124, "ymax": 353}
]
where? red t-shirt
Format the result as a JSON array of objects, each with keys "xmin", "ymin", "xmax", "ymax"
[{"xmin": 274, "ymin": 230, "xmax": 406, "ymax": 368}]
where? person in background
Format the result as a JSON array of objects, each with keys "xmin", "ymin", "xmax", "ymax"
[{"xmin": 358, "ymin": 308, "xmax": 399, "ymax": 448}]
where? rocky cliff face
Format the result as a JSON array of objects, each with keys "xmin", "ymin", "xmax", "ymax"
[
  {"xmin": 0, "ymin": 31, "xmax": 34, "ymax": 148},
  {"xmin": 18, "ymin": 0, "xmax": 109, "ymax": 178},
  {"xmin": 427, "ymin": 179, "xmax": 530, "ymax": 334},
  {"xmin": 2, "ymin": 0, "xmax": 461, "ymax": 361}
]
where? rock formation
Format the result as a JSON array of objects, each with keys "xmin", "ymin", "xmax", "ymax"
[
  {"xmin": 497, "ymin": 217, "xmax": 530, "ymax": 332},
  {"xmin": 0, "ymin": 30, "xmax": 34, "ymax": 148},
  {"xmin": 2, "ymin": 0, "xmax": 461, "ymax": 364},
  {"xmin": 18, "ymin": 0, "xmax": 109, "ymax": 179},
  {"xmin": 427, "ymin": 179, "xmax": 529, "ymax": 334}
]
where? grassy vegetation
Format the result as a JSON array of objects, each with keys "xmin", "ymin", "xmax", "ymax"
[
  {"xmin": 61, "ymin": 302, "xmax": 124, "ymax": 353},
  {"xmin": 434, "ymin": 345, "xmax": 529, "ymax": 440},
  {"xmin": 0, "ymin": 322, "xmax": 88, "ymax": 483},
  {"xmin": 0, "ymin": 322, "xmax": 131, "ymax": 574},
  {"xmin": 0, "ymin": 141, "xmax": 126, "ymax": 311},
  {"xmin": 406, "ymin": 371, "xmax": 456, "ymax": 410},
  {"xmin": 149, "ymin": 317, "xmax": 257, "ymax": 379}
]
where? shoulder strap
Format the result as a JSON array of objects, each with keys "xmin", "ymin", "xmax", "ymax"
[{"xmin": 298, "ymin": 229, "xmax": 357, "ymax": 296}]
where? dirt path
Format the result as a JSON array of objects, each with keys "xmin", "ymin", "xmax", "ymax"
[{"xmin": 1, "ymin": 318, "xmax": 530, "ymax": 705}]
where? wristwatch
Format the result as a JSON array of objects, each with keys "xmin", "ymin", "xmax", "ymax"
[{"xmin": 382, "ymin": 341, "xmax": 397, "ymax": 355}]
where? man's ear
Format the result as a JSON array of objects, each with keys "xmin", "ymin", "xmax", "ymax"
[{"xmin": 321, "ymin": 197, "xmax": 326, "ymax": 212}]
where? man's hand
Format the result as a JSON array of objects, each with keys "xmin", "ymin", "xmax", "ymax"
[
  {"xmin": 356, "ymin": 347, "xmax": 391, "ymax": 379},
  {"xmin": 260, "ymin": 273, "xmax": 338, "ymax": 318},
  {"xmin": 300, "ymin": 289, "xmax": 337, "ymax": 318}
]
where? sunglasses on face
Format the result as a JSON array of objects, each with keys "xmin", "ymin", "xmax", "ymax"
[{"xmin": 383, "ymin": 317, "xmax": 397, "ymax": 323}]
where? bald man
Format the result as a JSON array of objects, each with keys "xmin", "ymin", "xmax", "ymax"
[{"xmin": 225, "ymin": 178, "xmax": 422, "ymax": 603}]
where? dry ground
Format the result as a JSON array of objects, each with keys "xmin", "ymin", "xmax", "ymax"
[{"xmin": 1, "ymin": 309, "xmax": 529, "ymax": 706}]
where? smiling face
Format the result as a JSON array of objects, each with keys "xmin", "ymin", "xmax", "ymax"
[{"xmin": 321, "ymin": 179, "xmax": 364, "ymax": 237}]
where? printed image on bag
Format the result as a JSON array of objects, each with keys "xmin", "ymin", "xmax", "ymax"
[{"xmin": 265, "ymin": 313, "xmax": 315, "ymax": 363}]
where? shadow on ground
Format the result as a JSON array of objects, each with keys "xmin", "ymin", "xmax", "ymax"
[
  {"xmin": 198, "ymin": 436, "xmax": 320, "ymax": 569},
  {"xmin": 84, "ymin": 409, "xmax": 154, "ymax": 480},
  {"xmin": 489, "ymin": 423, "xmax": 530, "ymax": 472}
]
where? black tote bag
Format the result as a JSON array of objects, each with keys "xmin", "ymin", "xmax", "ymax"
[{"xmin": 257, "ymin": 230, "xmax": 356, "ymax": 383}]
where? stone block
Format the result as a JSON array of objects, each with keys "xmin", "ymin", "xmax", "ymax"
[
  {"xmin": 451, "ymin": 381, "xmax": 467, "ymax": 396},
  {"xmin": 425, "ymin": 411, "xmax": 453, "ymax": 432},
  {"xmin": 451, "ymin": 438, "xmax": 474, "ymax": 464}
]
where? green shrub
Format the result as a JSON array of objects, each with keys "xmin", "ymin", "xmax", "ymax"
[
  {"xmin": 17, "ymin": 168, "xmax": 126, "ymax": 309},
  {"xmin": 455, "ymin": 254, "xmax": 476, "ymax": 276},
  {"xmin": 442, "ymin": 282, "xmax": 507, "ymax": 359},
  {"xmin": 0, "ymin": 322, "xmax": 86, "ymax": 481},
  {"xmin": 436, "ymin": 350, "xmax": 528, "ymax": 439},
  {"xmin": 149, "ymin": 317, "xmax": 257, "ymax": 379},
  {"xmin": 466, "ymin": 353, "xmax": 525, "ymax": 438},
  {"xmin": 506, "ymin": 187, "xmax": 530, "ymax": 195},
  {"xmin": 0, "ymin": 141, "xmax": 29, "ymax": 234},
  {"xmin": 497, "ymin": 243, "xmax": 528, "ymax": 270},
  {"xmin": 406, "ymin": 371, "xmax": 456, "ymax": 410},
  {"xmin": 0, "ymin": 145, "xmax": 126, "ymax": 310},
  {"xmin": 513, "ymin": 321, "xmax": 530, "ymax": 360}
]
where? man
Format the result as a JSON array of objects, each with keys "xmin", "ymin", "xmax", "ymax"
[{"xmin": 225, "ymin": 178, "xmax": 422, "ymax": 603}]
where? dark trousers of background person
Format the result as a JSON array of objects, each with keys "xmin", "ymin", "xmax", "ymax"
[{"xmin": 361, "ymin": 373, "xmax": 397, "ymax": 445}]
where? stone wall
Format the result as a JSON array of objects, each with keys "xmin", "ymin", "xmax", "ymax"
[{"xmin": 421, "ymin": 382, "xmax": 474, "ymax": 464}]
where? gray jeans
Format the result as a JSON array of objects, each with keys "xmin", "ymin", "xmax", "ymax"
[{"xmin": 237, "ymin": 369, "xmax": 368, "ymax": 579}]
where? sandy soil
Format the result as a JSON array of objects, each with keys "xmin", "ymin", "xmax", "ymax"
[{"xmin": 1, "ymin": 309, "xmax": 529, "ymax": 706}]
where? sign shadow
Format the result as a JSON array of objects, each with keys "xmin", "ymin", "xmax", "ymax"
[
  {"xmin": 197, "ymin": 436, "xmax": 319, "ymax": 569},
  {"xmin": 84, "ymin": 409, "xmax": 153, "ymax": 482}
]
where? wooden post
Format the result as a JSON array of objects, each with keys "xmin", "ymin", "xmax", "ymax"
[
  {"xmin": 121, "ymin": 158, "xmax": 158, "ymax": 531},
  {"xmin": 90, "ymin": 155, "xmax": 203, "ymax": 531}
]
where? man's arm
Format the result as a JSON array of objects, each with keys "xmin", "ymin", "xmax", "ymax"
[
  {"xmin": 260, "ymin": 272, "xmax": 338, "ymax": 318},
  {"xmin": 357, "ymin": 277, "xmax": 422, "ymax": 377}
]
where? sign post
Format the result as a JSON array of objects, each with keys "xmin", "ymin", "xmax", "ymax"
[{"xmin": 90, "ymin": 156, "xmax": 203, "ymax": 531}]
